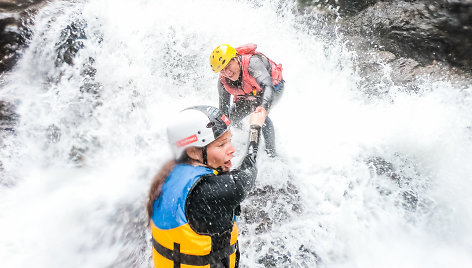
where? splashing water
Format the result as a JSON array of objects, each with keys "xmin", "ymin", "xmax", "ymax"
[{"xmin": 1, "ymin": 0, "xmax": 472, "ymax": 267}]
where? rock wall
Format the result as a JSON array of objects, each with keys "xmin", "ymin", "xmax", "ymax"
[
  {"xmin": 0, "ymin": 0, "xmax": 45, "ymax": 73},
  {"xmin": 299, "ymin": 0, "xmax": 472, "ymax": 97},
  {"xmin": 345, "ymin": 0, "xmax": 472, "ymax": 70},
  {"xmin": 0, "ymin": 0, "xmax": 46, "ymax": 131},
  {"xmin": 301, "ymin": 0, "xmax": 472, "ymax": 72}
]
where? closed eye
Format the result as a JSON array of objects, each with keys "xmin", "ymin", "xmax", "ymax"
[{"xmin": 218, "ymin": 139, "xmax": 230, "ymax": 147}]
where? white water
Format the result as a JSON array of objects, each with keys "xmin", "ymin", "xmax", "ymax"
[{"xmin": 1, "ymin": 0, "xmax": 472, "ymax": 267}]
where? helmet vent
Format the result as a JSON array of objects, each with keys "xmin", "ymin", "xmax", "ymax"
[{"xmin": 206, "ymin": 122, "xmax": 215, "ymax": 128}]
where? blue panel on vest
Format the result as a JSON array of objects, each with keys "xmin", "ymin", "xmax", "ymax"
[{"xmin": 152, "ymin": 164, "xmax": 213, "ymax": 230}]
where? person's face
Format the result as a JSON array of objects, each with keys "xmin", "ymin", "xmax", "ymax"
[
  {"xmin": 220, "ymin": 58, "xmax": 240, "ymax": 81},
  {"xmin": 206, "ymin": 131, "xmax": 235, "ymax": 172}
]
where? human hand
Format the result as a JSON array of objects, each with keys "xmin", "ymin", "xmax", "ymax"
[{"xmin": 249, "ymin": 106, "xmax": 267, "ymax": 127}]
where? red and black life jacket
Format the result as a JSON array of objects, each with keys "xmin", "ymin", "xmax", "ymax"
[{"xmin": 219, "ymin": 43, "xmax": 283, "ymax": 101}]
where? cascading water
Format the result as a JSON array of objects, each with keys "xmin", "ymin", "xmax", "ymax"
[{"xmin": 1, "ymin": 0, "xmax": 472, "ymax": 267}]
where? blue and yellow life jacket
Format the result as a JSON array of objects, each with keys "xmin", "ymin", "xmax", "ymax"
[{"xmin": 151, "ymin": 164, "xmax": 239, "ymax": 268}]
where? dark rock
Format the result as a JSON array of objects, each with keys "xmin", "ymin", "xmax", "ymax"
[
  {"xmin": 0, "ymin": 1, "xmax": 45, "ymax": 11},
  {"xmin": 297, "ymin": 0, "xmax": 472, "ymax": 93},
  {"xmin": 299, "ymin": 0, "xmax": 381, "ymax": 16},
  {"xmin": 366, "ymin": 156, "xmax": 422, "ymax": 211},
  {"xmin": 0, "ymin": 0, "xmax": 47, "ymax": 74},
  {"xmin": 344, "ymin": 29, "xmax": 471, "ymax": 97},
  {"xmin": 55, "ymin": 20, "xmax": 87, "ymax": 66},
  {"xmin": 0, "ymin": 100, "xmax": 17, "ymax": 131},
  {"xmin": 251, "ymin": 235, "xmax": 321, "ymax": 267},
  {"xmin": 0, "ymin": 11, "xmax": 27, "ymax": 73},
  {"xmin": 106, "ymin": 201, "xmax": 150, "ymax": 267},
  {"xmin": 0, "ymin": 99, "xmax": 17, "ymax": 187},
  {"xmin": 241, "ymin": 180, "xmax": 302, "ymax": 235},
  {"xmin": 342, "ymin": 0, "xmax": 472, "ymax": 71}
]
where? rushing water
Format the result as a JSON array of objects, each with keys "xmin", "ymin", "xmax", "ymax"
[{"xmin": 1, "ymin": 0, "xmax": 472, "ymax": 267}]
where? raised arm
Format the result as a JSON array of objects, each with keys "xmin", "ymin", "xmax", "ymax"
[
  {"xmin": 230, "ymin": 106, "xmax": 266, "ymax": 193},
  {"xmin": 185, "ymin": 108, "xmax": 267, "ymax": 234}
]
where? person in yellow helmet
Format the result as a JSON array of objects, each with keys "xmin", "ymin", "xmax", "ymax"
[
  {"xmin": 147, "ymin": 105, "xmax": 267, "ymax": 268},
  {"xmin": 210, "ymin": 43, "xmax": 284, "ymax": 157}
]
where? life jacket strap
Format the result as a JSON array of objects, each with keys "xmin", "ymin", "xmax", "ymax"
[{"xmin": 152, "ymin": 238, "xmax": 237, "ymax": 266}]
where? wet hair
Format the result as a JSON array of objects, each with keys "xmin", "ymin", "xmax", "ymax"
[{"xmin": 146, "ymin": 153, "xmax": 192, "ymax": 223}]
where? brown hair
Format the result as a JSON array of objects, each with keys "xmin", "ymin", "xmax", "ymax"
[{"xmin": 146, "ymin": 154, "xmax": 194, "ymax": 223}]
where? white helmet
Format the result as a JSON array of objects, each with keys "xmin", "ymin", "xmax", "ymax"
[{"xmin": 167, "ymin": 105, "xmax": 231, "ymax": 159}]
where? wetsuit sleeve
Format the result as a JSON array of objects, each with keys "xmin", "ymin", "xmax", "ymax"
[
  {"xmin": 248, "ymin": 55, "xmax": 275, "ymax": 111},
  {"xmin": 218, "ymin": 80, "xmax": 231, "ymax": 116},
  {"xmin": 185, "ymin": 125, "xmax": 263, "ymax": 235},
  {"xmin": 230, "ymin": 125, "xmax": 262, "ymax": 194}
]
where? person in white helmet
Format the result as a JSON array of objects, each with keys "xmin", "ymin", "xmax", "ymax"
[{"xmin": 146, "ymin": 105, "xmax": 267, "ymax": 268}]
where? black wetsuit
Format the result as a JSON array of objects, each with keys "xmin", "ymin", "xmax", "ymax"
[
  {"xmin": 218, "ymin": 54, "xmax": 284, "ymax": 156},
  {"xmin": 185, "ymin": 125, "xmax": 263, "ymax": 268}
]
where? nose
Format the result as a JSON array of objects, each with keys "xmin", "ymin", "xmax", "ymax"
[
  {"xmin": 221, "ymin": 65, "xmax": 231, "ymax": 78},
  {"xmin": 227, "ymin": 142, "xmax": 236, "ymax": 156}
]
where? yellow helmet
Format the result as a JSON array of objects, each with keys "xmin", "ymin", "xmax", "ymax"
[{"xmin": 209, "ymin": 44, "xmax": 237, "ymax": 73}]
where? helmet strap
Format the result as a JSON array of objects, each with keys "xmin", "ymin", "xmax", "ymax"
[
  {"xmin": 202, "ymin": 146, "xmax": 224, "ymax": 173},
  {"xmin": 202, "ymin": 146, "xmax": 208, "ymax": 165}
]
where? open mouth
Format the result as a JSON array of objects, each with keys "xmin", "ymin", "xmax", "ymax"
[{"xmin": 224, "ymin": 160, "xmax": 232, "ymax": 168}]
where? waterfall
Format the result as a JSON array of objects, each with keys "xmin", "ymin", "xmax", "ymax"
[{"xmin": 1, "ymin": 0, "xmax": 472, "ymax": 267}]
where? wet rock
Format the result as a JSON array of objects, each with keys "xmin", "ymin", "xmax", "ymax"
[
  {"xmin": 297, "ymin": 0, "xmax": 472, "ymax": 94},
  {"xmin": 46, "ymin": 124, "xmax": 61, "ymax": 143},
  {"xmin": 106, "ymin": 201, "xmax": 150, "ymax": 268},
  {"xmin": 0, "ymin": 100, "xmax": 17, "ymax": 131},
  {"xmin": 247, "ymin": 233, "xmax": 321, "ymax": 267},
  {"xmin": 342, "ymin": 0, "xmax": 472, "ymax": 71},
  {"xmin": 0, "ymin": 100, "xmax": 17, "ymax": 187},
  {"xmin": 366, "ymin": 156, "xmax": 420, "ymax": 211},
  {"xmin": 345, "ymin": 33, "xmax": 472, "ymax": 97},
  {"xmin": 367, "ymin": 156, "xmax": 401, "ymax": 181},
  {"xmin": 241, "ymin": 180, "xmax": 302, "ymax": 235},
  {"xmin": 0, "ymin": 0, "xmax": 45, "ymax": 11},
  {"xmin": 55, "ymin": 19, "xmax": 87, "ymax": 66},
  {"xmin": 1, "ymin": 2, "xmax": 48, "ymax": 142},
  {"xmin": 299, "ymin": 0, "xmax": 381, "ymax": 16},
  {"xmin": 0, "ymin": 0, "xmax": 47, "ymax": 74},
  {"xmin": 0, "ymin": 11, "xmax": 27, "ymax": 73}
]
